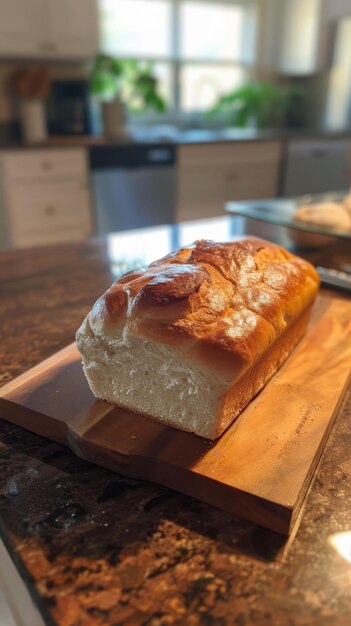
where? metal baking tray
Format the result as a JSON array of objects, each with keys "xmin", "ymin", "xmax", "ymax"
[{"xmin": 225, "ymin": 192, "xmax": 351, "ymax": 241}]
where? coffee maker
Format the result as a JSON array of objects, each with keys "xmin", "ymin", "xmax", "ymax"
[{"xmin": 46, "ymin": 79, "xmax": 93, "ymax": 136}]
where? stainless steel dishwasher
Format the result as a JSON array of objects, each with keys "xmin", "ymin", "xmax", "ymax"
[{"xmin": 90, "ymin": 144, "xmax": 176, "ymax": 234}]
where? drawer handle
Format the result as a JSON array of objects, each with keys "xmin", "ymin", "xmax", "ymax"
[
  {"xmin": 225, "ymin": 172, "xmax": 238, "ymax": 182},
  {"xmin": 44, "ymin": 206, "xmax": 56, "ymax": 216},
  {"xmin": 42, "ymin": 161, "xmax": 53, "ymax": 171},
  {"xmin": 39, "ymin": 41, "xmax": 56, "ymax": 52}
]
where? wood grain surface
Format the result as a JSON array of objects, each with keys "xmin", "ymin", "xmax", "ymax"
[{"xmin": 1, "ymin": 292, "xmax": 350, "ymax": 535}]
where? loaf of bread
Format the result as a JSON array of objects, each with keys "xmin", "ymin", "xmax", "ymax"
[
  {"xmin": 76, "ymin": 239, "xmax": 319, "ymax": 439},
  {"xmin": 295, "ymin": 202, "xmax": 351, "ymax": 232},
  {"xmin": 342, "ymin": 194, "xmax": 351, "ymax": 215}
]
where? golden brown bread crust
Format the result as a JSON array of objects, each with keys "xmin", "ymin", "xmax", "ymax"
[
  {"xmin": 215, "ymin": 303, "xmax": 313, "ymax": 437},
  {"xmin": 90, "ymin": 238, "xmax": 319, "ymax": 380}
]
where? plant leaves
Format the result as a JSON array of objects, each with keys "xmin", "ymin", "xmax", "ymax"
[
  {"xmin": 89, "ymin": 55, "xmax": 167, "ymax": 113},
  {"xmin": 208, "ymin": 81, "xmax": 303, "ymax": 128}
]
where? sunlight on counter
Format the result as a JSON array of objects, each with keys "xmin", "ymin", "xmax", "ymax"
[
  {"xmin": 106, "ymin": 216, "xmax": 239, "ymax": 277},
  {"xmin": 328, "ymin": 531, "xmax": 351, "ymax": 563},
  {"xmin": 178, "ymin": 217, "xmax": 234, "ymax": 247},
  {"xmin": 107, "ymin": 225, "xmax": 173, "ymax": 277}
]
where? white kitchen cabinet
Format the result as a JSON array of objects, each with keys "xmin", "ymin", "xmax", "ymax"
[
  {"xmin": 0, "ymin": 149, "xmax": 92, "ymax": 250},
  {"xmin": 276, "ymin": 0, "xmax": 322, "ymax": 75},
  {"xmin": 48, "ymin": 0, "xmax": 99, "ymax": 59},
  {"xmin": 176, "ymin": 141, "xmax": 282, "ymax": 222},
  {"xmin": 3, "ymin": 149, "xmax": 91, "ymax": 184},
  {"xmin": 0, "ymin": 0, "xmax": 42, "ymax": 56},
  {"xmin": 0, "ymin": 0, "xmax": 99, "ymax": 59},
  {"xmin": 283, "ymin": 138, "xmax": 351, "ymax": 196}
]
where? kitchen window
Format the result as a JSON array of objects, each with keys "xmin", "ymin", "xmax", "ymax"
[{"xmin": 99, "ymin": 0, "xmax": 257, "ymax": 113}]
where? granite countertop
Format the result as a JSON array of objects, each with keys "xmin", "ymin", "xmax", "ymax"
[
  {"xmin": 1, "ymin": 126, "xmax": 351, "ymax": 151},
  {"xmin": 0, "ymin": 220, "xmax": 351, "ymax": 626}
]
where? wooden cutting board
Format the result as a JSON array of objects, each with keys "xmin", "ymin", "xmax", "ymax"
[{"xmin": 1, "ymin": 292, "xmax": 350, "ymax": 535}]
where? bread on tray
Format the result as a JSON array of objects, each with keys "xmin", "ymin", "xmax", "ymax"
[
  {"xmin": 76, "ymin": 239, "xmax": 320, "ymax": 439},
  {"xmin": 295, "ymin": 202, "xmax": 351, "ymax": 232}
]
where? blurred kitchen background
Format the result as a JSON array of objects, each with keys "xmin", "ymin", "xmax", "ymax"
[{"xmin": 1, "ymin": 0, "xmax": 351, "ymax": 250}]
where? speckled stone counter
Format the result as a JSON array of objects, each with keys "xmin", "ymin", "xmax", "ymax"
[{"xmin": 0, "ymin": 222, "xmax": 351, "ymax": 626}]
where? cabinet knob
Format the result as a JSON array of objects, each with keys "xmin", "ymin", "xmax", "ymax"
[
  {"xmin": 39, "ymin": 41, "xmax": 56, "ymax": 52},
  {"xmin": 42, "ymin": 161, "xmax": 53, "ymax": 171},
  {"xmin": 225, "ymin": 171, "xmax": 238, "ymax": 182},
  {"xmin": 44, "ymin": 206, "xmax": 56, "ymax": 216},
  {"xmin": 39, "ymin": 41, "xmax": 51, "ymax": 51}
]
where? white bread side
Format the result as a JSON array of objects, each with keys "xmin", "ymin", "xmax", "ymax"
[{"xmin": 77, "ymin": 316, "xmax": 231, "ymax": 439}]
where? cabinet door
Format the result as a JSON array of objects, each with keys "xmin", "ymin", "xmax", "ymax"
[
  {"xmin": 176, "ymin": 167, "xmax": 226, "ymax": 222},
  {"xmin": 176, "ymin": 142, "xmax": 282, "ymax": 222},
  {"xmin": 49, "ymin": 0, "xmax": 99, "ymax": 58},
  {"xmin": 283, "ymin": 139, "xmax": 351, "ymax": 196},
  {"xmin": 0, "ymin": 0, "xmax": 43, "ymax": 56},
  {"xmin": 8, "ymin": 182, "xmax": 92, "ymax": 248}
]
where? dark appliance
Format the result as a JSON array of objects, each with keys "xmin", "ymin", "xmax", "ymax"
[{"xmin": 46, "ymin": 79, "xmax": 92, "ymax": 136}]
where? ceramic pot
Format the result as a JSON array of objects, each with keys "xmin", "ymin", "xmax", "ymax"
[
  {"xmin": 19, "ymin": 98, "xmax": 47, "ymax": 144},
  {"xmin": 101, "ymin": 99, "xmax": 127, "ymax": 139}
]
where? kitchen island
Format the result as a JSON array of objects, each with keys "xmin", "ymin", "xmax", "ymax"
[{"xmin": 0, "ymin": 217, "xmax": 350, "ymax": 626}]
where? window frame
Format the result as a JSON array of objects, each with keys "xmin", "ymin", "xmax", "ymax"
[{"xmin": 99, "ymin": 0, "xmax": 258, "ymax": 116}]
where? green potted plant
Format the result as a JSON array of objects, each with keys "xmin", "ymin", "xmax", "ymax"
[
  {"xmin": 90, "ymin": 54, "xmax": 126, "ymax": 138},
  {"xmin": 90, "ymin": 54, "xmax": 166, "ymax": 138},
  {"xmin": 209, "ymin": 82, "xmax": 305, "ymax": 129}
]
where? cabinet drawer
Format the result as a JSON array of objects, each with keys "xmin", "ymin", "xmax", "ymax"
[
  {"xmin": 178, "ymin": 167, "xmax": 226, "ymax": 209},
  {"xmin": 9, "ymin": 184, "xmax": 91, "ymax": 246},
  {"xmin": 178, "ymin": 163, "xmax": 279, "ymax": 204},
  {"xmin": 2, "ymin": 149, "xmax": 88, "ymax": 184},
  {"xmin": 224, "ymin": 162, "xmax": 280, "ymax": 199},
  {"xmin": 178, "ymin": 141, "xmax": 282, "ymax": 168},
  {"xmin": 177, "ymin": 160, "xmax": 280, "ymax": 222}
]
